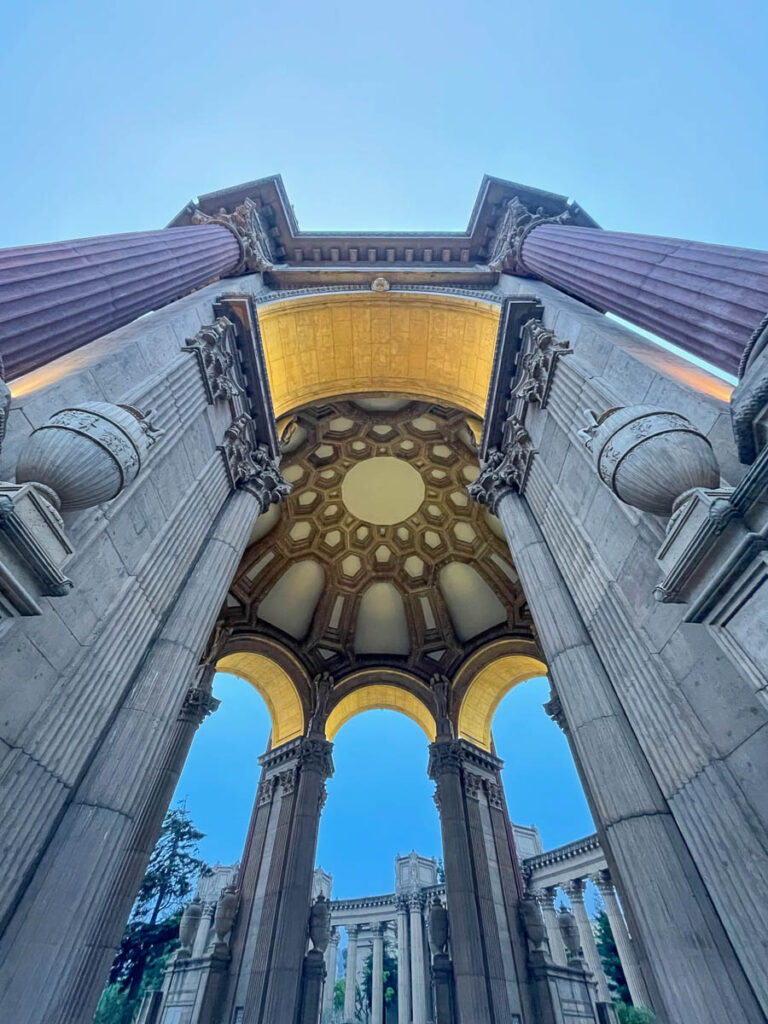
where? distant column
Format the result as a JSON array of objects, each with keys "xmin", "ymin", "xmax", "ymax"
[
  {"xmin": 323, "ymin": 928, "xmax": 340, "ymax": 1014},
  {"xmin": 372, "ymin": 923, "xmax": 385, "ymax": 1024},
  {"xmin": 564, "ymin": 879, "xmax": 612, "ymax": 1003},
  {"xmin": 344, "ymin": 925, "xmax": 359, "ymax": 1021},
  {"xmin": 409, "ymin": 895, "xmax": 427, "ymax": 1024},
  {"xmin": 594, "ymin": 870, "xmax": 652, "ymax": 1010},
  {"xmin": 396, "ymin": 898, "xmax": 411, "ymax": 1024},
  {"xmin": 536, "ymin": 887, "xmax": 568, "ymax": 966}
]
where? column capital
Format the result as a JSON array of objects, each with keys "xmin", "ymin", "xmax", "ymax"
[
  {"xmin": 328, "ymin": 927, "xmax": 340, "ymax": 948},
  {"xmin": 408, "ymin": 892, "xmax": 425, "ymax": 912},
  {"xmin": 191, "ymin": 196, "xmax": 275, "ymax": 274},
  {"xmin": 219, "ymin": 414, "xmax": 291, "ymax": 511},
  {"xmin": 533, "ymin": 887, "xmax": 558, "ymax": 911},
  {"xmin": 543, "ymin": 685, "xmax": 569, "ymax": 734},
  {"xmin": 488, "ymin": 195, "xmax": 574, "ymax": 274},
  {"xmin": 179, "ymin": 683, "xmax": 220, "ymax": 725},
  {"xmin": 563, "ymin": 878, "xmax": 587, "ymax": 904},
  {"xmin": 593, "ymin": 868, "xmax": 615, "ymax": 895},
  {"xmin": 511, "ymin": 317, "xmax": 573, "ymax": 408},
  {"xmin": 346, "ymin": 923, "xmax": 360, "ymax": 938},
  {"xmin": 182, "ymin": 317, "xmax": 243, "ymax": 404},
  {"xmin": 395, "ymin": 894, "xmax": 411, "ymax": 914},
  {"xmin": 428, "ymin": 738, "xmax": 503, "ymax": 782},
  {"xmin": 468, "ymin": 418, "xmax": 535, "ymax": 512}
]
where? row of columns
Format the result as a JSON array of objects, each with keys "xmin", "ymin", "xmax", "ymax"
[
  {"xmin": 3, "ymin": 197, "xmax": 767, "ymax": 381},
  {"xmin": 338, "ymin": 901, "xmax": 429, "ymax": 1024}
]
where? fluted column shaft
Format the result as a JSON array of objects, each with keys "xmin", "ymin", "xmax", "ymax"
[
  {"xmin": 565, "ymin": 880, "xmax": 612, "ymax": 1003},
  {"xmin": 0, "ymin": 224, "xmax": 240, "ymax": 379},
  {"xmin": 537, "ymin": 888, "xmax": 568, "ymax": 966},
  {"xmin": 521, "ymin": 222, "xmax": 768, "ymax": 375},
  {"xmin": 493, "ymin": 488, "xmax": 764, "ymax": 1024},
  {"xmin": 595, "ymin": 872, "xmax": 652, "ymax": 1009},
  {"xmin": 396, "ymin": 900, "xmax": 411, "ymax": 1024},
  {"xmin": 344, "ymin": 925, "xmax": 359, "ymax": 1021},
  {"xmin": 372, "ymin": 924, "xmax": 385, "ymax": 1024},
  {"xmin": 409, "ymin": 897, "xmax": 427, "ymax": 1024}
]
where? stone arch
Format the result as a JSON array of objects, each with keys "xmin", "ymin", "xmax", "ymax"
[
  {"xmin": 325, "ymin": 669, "xmax": 437, "ymax": 742},
  {"xmin": 256, "ymin": 291, "xmax": 500, "ymax": 417},
  {"xmin": 454, "ymin": 640, "xmax": 547, "ymax": 751},
  {"xmin": 216, "ymin": 643, "xmax": 307, "ymax": 749}
]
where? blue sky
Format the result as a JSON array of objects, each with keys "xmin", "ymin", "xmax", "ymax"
[
  {"xmin": 3, "ymin": 0, "xmax": 765, "ymax": 909},
  {"xmin": 174, "ymin": 673, "xmax": 594, "ymax": 900}
]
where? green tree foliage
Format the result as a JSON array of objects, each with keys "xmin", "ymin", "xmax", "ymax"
[
  {"xmin": 617, "ymin": 1007, "xmax": 656, "ymax": 1024},
  {"xmin": 333, "ymin": 977, "xmax": 346, "ymax": 1011},
  {"xmin": 94, "ymin": 805, "xmax": 208, "ymax": 1024},
  {"xmin": 361, "ymin": 941, "xmax": 398, "ymax": 1011},
  {"xmin": 594, "ymin": 910, "xmax": 630, "ymax": 1004}
]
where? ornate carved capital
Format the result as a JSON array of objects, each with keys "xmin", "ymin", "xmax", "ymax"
[
  {"xmin": 0, "ymin": 355, "xmax": 10, "ymax": 458},
  {"xmin": 408, "ymin": 892, "xmax": 425, "ymax": 912},
  {"xmin": 463, "ymin": 771, "xmax": 484, "ymax": 801},
  {"xmin": 488, "ymin": 197, "xmax": 573, "ymax": 274},
  {"xmin": 563, "ymin": 878, "xmax": 586, "ymax": 904},
  {"xmin": 257, "ymin": 776, "xmax": 276, "ymax": 807},
  {"xmin": 191, "ymin": 197, "xmax": 274, "ymax": 274},
  {"xmin": 543, "ymin": 686, "xmax": 568, "ymax": 734},
  {"xmin": 180, "ymin": 684, "xmax": 221, "ymax": 725},
  {"xmin": 468, "ymin": 418, "xmax": 535, "ymax": 512},
  {"xmin": 219, "ymin": 414, "xmax": 291, "ymax": 511},
  {"xmin": 183, "ymin": 317, "xmax": 243, "ymax": 404},
  {"xmin": 428, "ymin": 740, "xmax": 462, "ymax": 781},
  {"xmin": 511, "ymin": 318, "xmax": 572, "ymax": 408},
  {"xmin": 298, "ymin": 736, "xmax": 335, "ymax": 780},
  {"xmin": 485, "ymin": 780, "xmax": 504, "ymax": 810},
  {"xmin": 277, "ymin": 766, "xmax": 297, "ymax": 796}
]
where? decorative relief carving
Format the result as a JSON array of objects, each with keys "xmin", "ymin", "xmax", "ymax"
[
  {"xmin": 511, "ymin": 318, "xmax": 572, "ymax": 408},
  {"xmin": 191, "ymin": 197, "xmax": 274, "ymax": 274},
  {"xmin": 218, "ymin": 414, "xmax": 291, "ymax": 512},
  {"xmin": 463, "ymin": 771, "xmax": 484, "ymax": 801},
  {"xmin": 308, "ymin": 672, "xmax": 334, "ymax": 736},
  {"xmin": 0, "ymin": 356, "xmax": 10, "ymax": 459},
  {"xmin": 298, "ymin": 736, "xmax": 335, "ymax": 779},
  {"xmin": 488, "ymin": 197, "xmax": 573, "ymax": 274},
  {"xmin": 468, "ymin": 418, "xmax": 535, "ymax": 512},
  {"xmin": 183, "ymin": 317, "xmax": 243, "ymax": 404},
  {"xmin": 543, "ymin": 686, "xmax": 568, "ymax": 734},
  {"xmin": 180, "ymin": 685, "xmax": 221, "ymax": 725},
  {"xmin": 278, "ymin": 767, "xmax": 297, "ymax": 796},
  {"xmin": 430, "ymin": 673, "xmax": 453, "ymax": 738}
]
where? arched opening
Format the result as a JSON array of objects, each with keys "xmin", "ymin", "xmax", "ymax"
[
  {"xmin": 457, "ymin": 652, "xmax": 547, "ymax": 750},
  {"xmin": 216, "ymin": 651, "xmax": 305, "ymax": 748},
  {"xmin": 325, "ymin": 682, "xmax": 437, "ymax": 742}
]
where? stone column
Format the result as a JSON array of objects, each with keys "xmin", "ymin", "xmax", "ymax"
[
  {"xmin": 564, "ymin": 879, "xmax": 611, "ymax": 1004},
  {"xmin": 474, "ymin": 479, "xmax": 765, "ymax": 1023},
  {"xmin": 0, "ymin": 224, "xmax": 241, "ymax": 379},
  {"xmin": 409, "ymin": 895, "xmax": 427, "ymax": 1024},
  {"xmin": 323, "ymin": 928, "xmax": 340, "ymax": 1015},
  {"xmin": 518, "ymin": 217, "xmax": 768, "ymax": 376},
  {"xmin": 396, "ymin": 898, "xmax": 411, "ymax": 1024},
  {"xmin": 344, "ymin": 925, "xmax": 359, "ymax": 1022},
  {"xmin": 594, "ymin": 870, "xmax": 652, "ymax": 1010},
  {"xmin": 535, "ymin": 888, "xmax": 568, "ymax": 966},
  {"xmin": 0, "ymin": 483, "xmax": 265, "ymax": 1024},
  {"xmin": 372, "ymin": 922, "xmax": 385, "ymax": 1024}
]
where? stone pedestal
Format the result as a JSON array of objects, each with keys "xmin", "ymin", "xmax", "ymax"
[
  {"xmin": 297, "ymin": 949, "xmax": 326, "ymax": 1024},
  {"xmin": 527, "ymin": 950, "xmax": 600, "ymax": 1024},
  {"xmin": 431, "ymin": 952, "xmax": 456, "ymax": 1024}
]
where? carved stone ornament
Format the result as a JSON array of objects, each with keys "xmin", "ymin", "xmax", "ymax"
[
  {"xmin": 15, "ymin": 402, "xmax": 161, "ymax": 511},
  {"xmin": 488, "ymin": 196, "xmax": 573, "ymax": 274},
  {"xmin": 309, "ymin": 893, "xmax": 332, "ymax": 953},
  {"xmin": 543, "ymin": 687, "xmax": 568, "ymax": 734},
  {"xmin": 218, "ymin": 415, "xmax": 292, "ymax": 511},
  {"xmin": 557, "ymin": 908, "xmax": 581, "ymax": 964},
  {"xmin": 213, "ymin": 886, "xmax": 239, "ymax": 948},
  {"xmin": 0, "ymin": 355, "xmax": 10, "ymax": 459},
  {"xmin": 520, "ymin": 897, "xmax": 547, "ymax": 952},
  {"xmin": 428, "ymin": 895, "xmax": 449, "ymax": 956},
  {"xmin": 732, "ymin": 312, "xmax": 768, "ymax": 464},
  {"xmin": 298, "ymin": 736, "xmax": 335, "ymax": 779},
  {"xmin": 430, "ymin": 673, "xmax": 453, "ymax": 738},
  {"xmin": 578, "ymin": 405, "xmax": 720, "ymax": 516},
  {"xmin": 191, "ymin": 197, "xmax": 274, "ymax": 274},
  {"xmin": 511, "ymin": 318, "xmax": 572, "ymax": 407},
  {"xmin": 307, "ymin": 672, "xmax": 334, "ymax": 736},
  {"xmin": 371, "ymin": 276, "xmax": 390, "ymax": 291},
  {"xmin": 183, "ymin": 317, "xmax": 244, "ymax": 404},
  {"xmin": 0, "ymin": 482, "xmax": 74, "ymax": 606},
  {"xmin": 180, "ymin": 685, "xmax": 221, "ymax": 725},
  {"xmin": 468, "ymin": 418, "xmax": 535, "ymax": 512},
  {"xmin": 178, "ymin": 898, "xmax": 203, "ymax": 958}
]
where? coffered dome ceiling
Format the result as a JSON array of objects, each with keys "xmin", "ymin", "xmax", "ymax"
[{"xmin": 222, "ymin": 399, "xmax": 533, "ymax": 682}]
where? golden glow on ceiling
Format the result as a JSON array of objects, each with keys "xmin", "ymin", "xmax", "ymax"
[
  {"xmin": 217, "ymin": 651, "xmax": 304, "ymax": 748},
  {"xmin": 257, "ymin": 292, "xmax": 500, "ymax": 417},
  {"xmin": 457, "ymin": 654, "xmax": 547, "ymax": 751},
  {"xmin": 325, "ymin": 683, "xmax": 437, "ymax": 742}
]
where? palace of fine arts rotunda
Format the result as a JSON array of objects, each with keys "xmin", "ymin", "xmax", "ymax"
[{"xmin": 2, "ymin": 171, "xmax": 768, "ymax": 1024}]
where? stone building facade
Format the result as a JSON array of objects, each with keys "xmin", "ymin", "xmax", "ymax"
[{"xmin": 1, "ymin": 173, "xmax": 768, "ymax": 1023}]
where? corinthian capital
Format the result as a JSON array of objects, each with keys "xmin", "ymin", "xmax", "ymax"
[
  {"xmin": 218, "ymin": 415, "xmax": 292, "ymax": 512},
  {"xmin": 511, "ymin": 318, "xmax": 572, "ymax": 408},
  {"xmin": 468, "ymin": 418, "xmax": 534, "ymax": 512},
  {"xmin": 191, "ymin": 197, "xmax": 274, "ymax": 274},
  {"xmin": 488, "ymin": 197, "xmax": 572, "ymax": 274},
  {"xmin": 183, "ymin": 317, "xmax": 243, "ymax": 404},
  {"xmin": 180, "ymin": 684, "xmax": 221, "ymax": 725}
]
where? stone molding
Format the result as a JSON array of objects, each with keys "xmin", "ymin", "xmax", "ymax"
[
  {"xmin": 488, "ymin": 196, "xmax": 573, "ymax": 274},
  {"xmin": 511, "ymin": 318, "xmax": 572, "ymax": 408},
  {"xmin": 182, "ymin": 317, "xmax": 244, "ymax": 404},
  {"xmin": 468, "ymin": 418, "xmax": 535, "ymax": 512},
  {"xmin": 191, "ymin": 197, "xmax": 274, "ymax": 274}
]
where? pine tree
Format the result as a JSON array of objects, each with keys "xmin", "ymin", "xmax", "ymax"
[{"xmin": 594, "ymin": 909, "xmax": 630, "ymax": 1005}]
